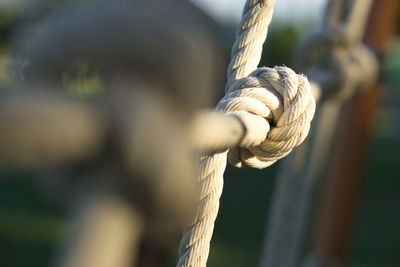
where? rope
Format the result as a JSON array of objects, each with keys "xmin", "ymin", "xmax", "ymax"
[
  {"xmin": 226, "ymin": 0, "xmax": 275, "ymax": 90},
  {"xmin": 293, "ymin": 0, "xmax": 376, "ymax": 101},
  {"xmin": 177, "ymin": 1, "xmax": 316, "ymax": 266},
  {"xmin": 259, "ymin": 0, "xmax": 377, "ymax": 266}
]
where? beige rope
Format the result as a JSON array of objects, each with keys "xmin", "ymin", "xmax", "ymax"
[
  {"xmin": 177, "ymin": 1, "xmax": 316, "ymax": 266},
  {"xmin": 219, "ymin": 67, "xmax": 315, "ymax": 169},
  {"xmin": 226, "ymin": 0, "xmax": 276, "ymax": 90}
]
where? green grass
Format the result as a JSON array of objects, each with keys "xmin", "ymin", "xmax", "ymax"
[{"xmin": 0, "ymin": 173, "xmax": 67, "ymax": 267}]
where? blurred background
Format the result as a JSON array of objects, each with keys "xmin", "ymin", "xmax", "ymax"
[{"xmin": 0, "ymin": 0, "xmax": 399, "ymax": 266}]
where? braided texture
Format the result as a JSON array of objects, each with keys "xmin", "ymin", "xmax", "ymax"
[
  {"xmin": 177, "ymin": 152, "xmax": 226, "ymax": 267},
  {"xmin": 219, "ymin": 67, "xmax": 315, "ymax": 169},
  {"xmin": 177, "ymin": 1, "xmax": 315, "ymax": 266},
  {"xmin": 226, "ymin": 0, "xmax": 275, "ymax": 89}
]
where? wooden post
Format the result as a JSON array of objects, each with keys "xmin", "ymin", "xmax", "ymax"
[{"xmin": 311, "ymin": 0, "xmax": 399, "ymax": 264}]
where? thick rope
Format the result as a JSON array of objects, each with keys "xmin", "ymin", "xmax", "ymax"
[
  {"xmin": 220, "ymin": 67, "xmax": 315, "ymax": 169},
  {"xmin": 177, "ymin": 1, "xmax": 316, "ymax": 266},
  {"xmin": 226, "ymin": 0, "xmax": 275, "ymax": 90}
]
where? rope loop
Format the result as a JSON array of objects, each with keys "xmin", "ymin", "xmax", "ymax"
[{"xmin": 217, "ymin": 66, "xmax": 316, "ymax": 169}]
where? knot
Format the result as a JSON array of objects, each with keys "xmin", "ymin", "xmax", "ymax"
[
  {"xmin": 216, "ymin": 66, "xmax": 316, "ymax": 169},
  {"xmin": 294, "ymin": 26, "xmax": 378, "ymax": 101}
]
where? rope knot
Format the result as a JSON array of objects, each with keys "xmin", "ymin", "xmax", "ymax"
[{"xmin": 217, "ymin": 66, "xmax": 316, "ymax": 169}]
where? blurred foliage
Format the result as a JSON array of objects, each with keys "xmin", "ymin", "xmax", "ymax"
[
  {"xmin": 385, "ymin": 39, "xmax": 400, "ymax": 93},
  {"xmin": 351, "ymin": 113, "xmax": 400, "ymax": 266},
  {"xmin": 209, "ymin": 165, "xmax": 278, "ymax": 267},
  {"xmin": 0, "ymin": 7, "xmax": 20, "ymax": 52},
  {"xmin": 63, "ymin": 61, "xmax": 105, "ymax": 97},
  {"xmin": 261, "ymin": 25, "xmax": 301, "ymax": 68},
  {"xmin": 0, "ymin": 171, "xmax": 67, "ymax": 267}
]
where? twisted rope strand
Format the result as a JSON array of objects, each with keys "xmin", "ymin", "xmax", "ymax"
[
  {"xmin": 177, "ymin": 152, "xmax": 227, "ymax": 267},
  {"xmin": 227, "ymin": 0, "xmax": 276, "ymax": 90},
  {"xmin": 178, "ymin": 1, "xmax": 315, "ymax": 266}
]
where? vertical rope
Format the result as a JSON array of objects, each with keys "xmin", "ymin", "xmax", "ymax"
[
  {"xmin": 177, "ymin": 152, "xmax": 227, "ymax": 266},
  {"xmin": 226, "ymin": 0, "xmax": 276, "ymax": 91},
  {"xmin": 177, "ymin": 1, "xmax": 277, "ymax": 266}
]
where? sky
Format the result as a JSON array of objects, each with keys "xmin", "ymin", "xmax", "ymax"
[
  {"xmin": 191, "ymin": 0, "xmax": 327, "ymax": 23},
  {"xmin": 0, "ymin": 0, "xmax": 328, "ymax": 24}
]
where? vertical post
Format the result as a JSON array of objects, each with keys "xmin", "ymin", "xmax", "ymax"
[{"xmin": 311, "ymin": 0, "xmax": 399, "ymax": 264}]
